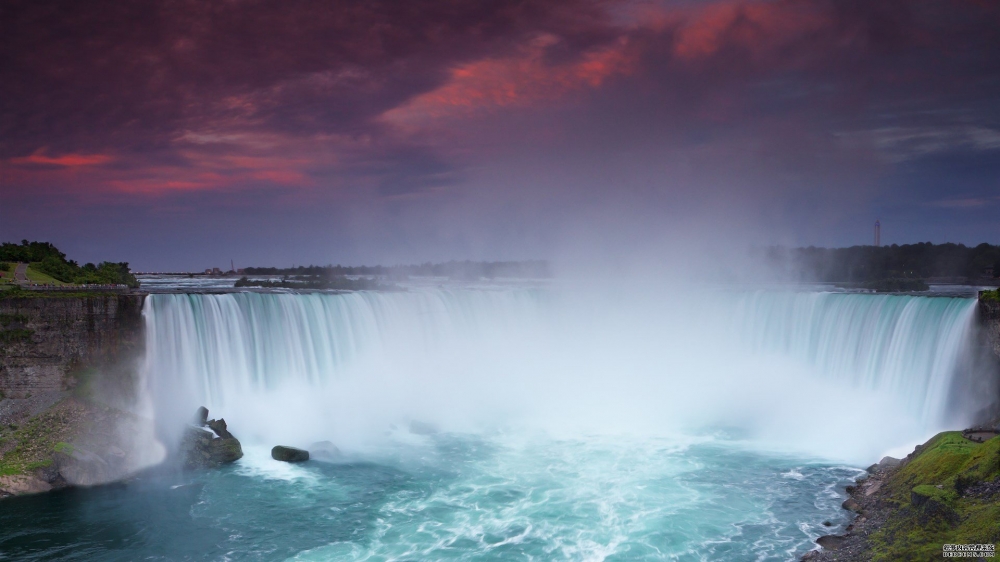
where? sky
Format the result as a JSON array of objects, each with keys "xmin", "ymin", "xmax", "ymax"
[{"xmin": 2, "ymin": 0, "xmax": 999, "ymax": 271}]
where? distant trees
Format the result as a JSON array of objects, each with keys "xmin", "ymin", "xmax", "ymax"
[
  {"xmin": 0, "ymin": 240, "xmax": 139, "ymax": 287},
  {"xmin": 765, "ymin": 242, "xmax": 1000, "ymax": 283},
  {"xmin": 244, "ymin": 260, "xmax": 552, "ymax": 280}
]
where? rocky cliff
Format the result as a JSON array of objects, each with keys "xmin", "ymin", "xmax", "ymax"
[
  {"xmin": 979, "ymin": 293, "xmax": 1000, "ymax": 362},
  {"xmin": 0, "ymin": 293, "xmax": 162, "ymax": 497}
]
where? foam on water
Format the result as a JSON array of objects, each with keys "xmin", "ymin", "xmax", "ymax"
[{"xmin": 36, "ymin": 286, "xmax": 972, "ymax": 561}]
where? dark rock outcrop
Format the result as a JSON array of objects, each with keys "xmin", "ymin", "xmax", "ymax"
[
  {"xmin": 271, "ymin": 445, "xmax": 309, "ymax": 462},
  {"xmin": 207, "ymin": 418, "xmax": 234, "ymax": 439},
  {"xmin": 180, "ymin": 407, "xmax": 243, "ymax": 469},
  {"xmin": 815, "ymin": 535, "xmax": 847, "ymax": 551},
  {"xmin": 195, "ymin": 406, "xmax": 209, "ymax": 426}
]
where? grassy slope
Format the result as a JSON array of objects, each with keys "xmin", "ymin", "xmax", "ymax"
[
  {"xmin": 24, "ymin": 264, "xmax": 70, "ymax": 286},
  {"xmin": 0, "ymin": 401, "xmax": 82, "ymax": 476},
  {"xmin": 871, "ymin": 432, "xmax": 1000, "ymax": 561},
  {"xmin": 0, "ymin": 263, "xmax": 14, "ymax": 285}
]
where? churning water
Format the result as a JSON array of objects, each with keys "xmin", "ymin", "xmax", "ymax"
[{"xmin": 0, "ymin": 288, "xmax": 986, "ymax": 561}]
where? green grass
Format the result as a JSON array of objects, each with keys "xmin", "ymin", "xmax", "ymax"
[
  {"xmin": 0, "ymin": 403, "xmax": 78, "ymax": 478},
  {"xmin": 870, "ymin": 432, "xmax": 1000, "ymax": 561},
  {"xmin": 0, "ymin": 262, "xmax": 12, "ymax": 284},
  {"xmin": 25, "ymin": 263, "xmax": 70, "ymax": 286},
  {"xmin": 981, "ymin": 289, "xmax": 999, "ymax": 302}
]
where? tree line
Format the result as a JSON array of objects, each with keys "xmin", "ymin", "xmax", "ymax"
[
  {"xmin": 0, "ymin": 240, "xmax": 139, "ymax": 287},
  {"xmin": 762, "ymin": 242, "xmax": 1000, "ymax": 283},
  {"xmin": 244, "ymin": 259, "xmax": 552, "ymax": 280}
]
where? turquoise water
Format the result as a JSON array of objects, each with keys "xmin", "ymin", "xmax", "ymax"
[
  {"xmin": 0, "ymin": 288, "xmax": 982, "ymax": 560},
  {"xmin": 0, "ymin": 432, "xmax": 862, "ymax": 561}
]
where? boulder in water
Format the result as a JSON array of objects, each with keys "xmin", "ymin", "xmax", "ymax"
[
  {"xmin": 180, "ymin": 408, "xmax": 243, "ymax": 469},
  {"xmin": 842, "ymin": 498, "xmax": 862, "ymax": 512},
  {"xmin": 207, "ymin": 418, "xmax": 234, "ymax": 439},
  {"xmin": 409, "ymin": 420, "xmax": 438, "ymax": 435},
  {"xmin": 309, "ymin": 441, "xmax": 342, "ymax": 461},
  {"xmin": 272, "ymin": 445, "xmax": 309, "ymax": 462},
  {"xmin": 195, "ymin": 406, "xmax": 209, "ymax": 427},
  {"xmin": 53, "ymin": 444, "xmax": 112, "ymax": 486},
  {"xmin": 816, "ymin": 534, "xmax": 847, "ymax": 550}
]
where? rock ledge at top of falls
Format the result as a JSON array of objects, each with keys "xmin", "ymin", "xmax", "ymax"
[
  {"xmin": 180, "ymin": 407, "xmax": 243, "ymax": 469},
  {"xmin": 271, "ymin": 445, "xmax": 309, "ymax": 463}
]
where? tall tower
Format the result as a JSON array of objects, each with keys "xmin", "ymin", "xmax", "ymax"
[{"xmin": 874, "ymin": 220, "xmax": 881, "ymax": 247}]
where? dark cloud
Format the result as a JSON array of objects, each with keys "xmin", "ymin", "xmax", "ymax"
[
  {"xmin": 2, "ymin": 0, "xmax": 999, "ymax": 268},
  {"xmin": 0, "ymin": 0, "xmax": 614, "ymax": 156}
]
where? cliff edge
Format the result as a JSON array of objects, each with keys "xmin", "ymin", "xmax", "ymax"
[{"xmin": 0, "ymin": 293, "xmax": 161, "ymax": 497}]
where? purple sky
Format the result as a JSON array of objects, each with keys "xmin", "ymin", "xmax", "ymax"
[{"xmin": 2, "ymin": 0, "xmax": 999, "ymax": 271}]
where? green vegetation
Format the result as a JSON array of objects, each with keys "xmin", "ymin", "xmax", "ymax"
[
  {"xmin": 0, "ymin": 404, "xmax": 78, "ymax": 477},
  {"xmin": 24, "ymin": 264, "xmax": 68, "ymax": 285},
  {"xmin": 245, "ymin": 259, "xmax": 552, "ymax": 280},
  {"xmin": 0, "ymin": 240, "xmax": 138, "ymax": 287},
  {"xmin": 0, "ymin": 313, "xmax": 28, "ymax": 326},
  {"xmin": 861, "ymin": 278, "xmax": 930, "ymax": 293},
  {"xmin": 0, "ymin": 262, "xmax": 13, "ymax": 285},
  {"xmin": 0, "ymin": 328, "xmax": 33, "ymax": 344},
  {"xmin": 870, "ymin": 432, "xmax": 1000, "ymax": 561},
  {"xmin": 234, "ymin": 275, "xmax": 386, "ymax": 291},
  {"xmin": 981, "ymin": 289, "xmax": 1000, "ymax": 302},
  {"xmin": 764, "ymin": 242, "xmax": 1000, "ymax": 283}
]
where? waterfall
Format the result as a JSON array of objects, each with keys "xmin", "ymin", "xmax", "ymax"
[
  {"xmin": 142, "ymin": 288, "xmax": 985, "ymax": 459},
  {"xmin": 733, "ymin": 292, "xmax": 980, "ymax": 425},
  {"xmin": 142, "ymin": 289, "xmax": 546, "ymax": 435}
]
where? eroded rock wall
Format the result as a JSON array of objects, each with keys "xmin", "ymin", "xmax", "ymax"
[
  {"xmin": 979, "ymin": 296, "xmax": 1000, "ymax": 362},
  {"xmin": 0, "ymin": 294, "xmax": 145, "ymax": 401}
]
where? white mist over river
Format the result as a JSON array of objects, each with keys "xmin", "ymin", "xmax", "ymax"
[
  {"xmin": 143, "ymin": 288, "xmax": 982, "ymax": 463},
  {"xmin": 2, "ymin": 287, "xmax": 988, "ymax": 561}
]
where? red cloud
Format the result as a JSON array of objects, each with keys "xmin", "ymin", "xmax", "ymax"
[
  {"xmin": 8, "ymin": 150, "xmax": 113, "ymax": 167},
  {"xmin": 672, "ymin": 1, "xmax": 829, "ymax": 62},
  {"xmin": 381, "ymin": 33, "xmax": 636, "ymax": 126}
]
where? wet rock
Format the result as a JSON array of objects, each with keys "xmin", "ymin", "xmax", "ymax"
[
  {"xmin": 822, "ymin": 520, "xmax": 833, "ymax": 527},
  {"xmin": 842, "ymin": 498, "xmax": 862, "ymax": 512},
  {"xmin": 180, "ymin": 408, "xmax": 243, "ymax": 469},
  {"xmin": 207, "ymin": 418, "xmax": 233, "ymax": 439},
  {"xmin": 181, "ymin": 426, "xmax": 243, "ymax": 469},
  {"xmin": 816, "ymin": 534, "xmax": 847, "ymax": 550},
  {"xmin": 800, "ymin": 549, "xmax": 821, "ymax": 560},
  {"xmin": 272, "ymin": 445, "xmax": 309, "ymax": 462},
  {"xmin": 409, "ymin": 420, "xmax": 438, "ymax": 435},
  {"xmin": 53, "ymin": 444, "xmax": 112, "ymax": 486},
  {"xmin": 309, "ymin": 441, "xmax": 342, "ymax": 461}
]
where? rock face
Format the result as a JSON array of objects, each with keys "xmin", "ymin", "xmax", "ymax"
[
  {"xmin": 0, "ymin": 295, "xmax": 145, "ymax": 405},
  {"xmin": 271, "ymin": 445, "xmax": 309, "ymax": 462},
  {"xmin": 0, "ymin": 397, "xmax": 164, "ymax": 498},
  {"xmin": 979, "ymin": 295, "xmax": 1000, "ymax": 362},
  {"xmin": 180, "ymin": 408, "xmax": 243, "ymax": 469},
  {"xmin": 0, "ymin": 294, "xmax": 161, "ymax": 499}
]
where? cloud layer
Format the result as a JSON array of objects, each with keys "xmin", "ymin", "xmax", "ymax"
[{"xmin": 2, "ymin": 0, "xmax": 999, "ymax": 269}]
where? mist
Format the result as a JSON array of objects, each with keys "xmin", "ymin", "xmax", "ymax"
[{"xmin": 140, "ymin": 278, "xmax": 986, "ymax": 467}]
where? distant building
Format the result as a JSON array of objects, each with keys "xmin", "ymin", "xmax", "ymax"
[
  {"xmin": 874, "ymin": 220, "xmax": 881, "ymax": 247},
  {"xmin": 205, "ymin": 268, "xmax": 213, "ymax": 275}
]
